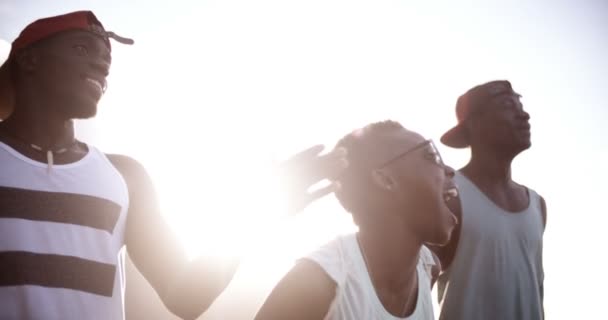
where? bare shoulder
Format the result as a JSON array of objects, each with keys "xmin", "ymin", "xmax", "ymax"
[
  {"xmin": 106, "ymin": 154, "xmax": 147, "ymax": 179},
  {"xmin": 105, "ymin": 154, "xmax": 157, "ymax": 194},
  {"xmin": 255, "ymin": 259, "xmax": 337, "ymax": 320}
]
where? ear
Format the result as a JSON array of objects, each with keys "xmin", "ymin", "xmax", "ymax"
[
  {"xmin": 371, "ymin": 169, "xmax": 397, "ymax": 192},
  {"xmin": 14, "ymin": 48, "xmax": 40, "ymax": 73},
  {"xmin": 462, "ymin": 118, "xmax": 476, "ymax": 143}
]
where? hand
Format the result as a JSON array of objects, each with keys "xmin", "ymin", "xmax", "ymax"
[{"xmin": 276, "ymin": 145, "xmax": 348, "ymax": 214}]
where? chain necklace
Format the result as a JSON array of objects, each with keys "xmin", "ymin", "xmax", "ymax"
[{"xmin": 356, "ymin": 234, "xmax": 416, "ymax": 318}]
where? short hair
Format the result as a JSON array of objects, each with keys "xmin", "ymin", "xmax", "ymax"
[{"xmin": 334, "ymin": 120, "xmax": 404, "ymax": 217}]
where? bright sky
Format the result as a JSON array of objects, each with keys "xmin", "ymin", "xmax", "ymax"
[{"xmin": 1, "ymin": 1, "xmax": 607, "ymax": 319}]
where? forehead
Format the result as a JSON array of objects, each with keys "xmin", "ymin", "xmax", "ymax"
[
  {"xmin": 490, "ymin": 91, "xmax": 521, "ymax": 102},
  {"xmin": 35, "ymin": 30, "xmax": 110, "ymax": 51},
  {"xmin": 473, "ymin": 91, "xmax": 522, "ymax": 115},
  {"xmin": 372, "ymin": 128, "xmax": 425, "ymax": 160}
]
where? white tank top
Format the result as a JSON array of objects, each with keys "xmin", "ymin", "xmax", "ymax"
[
  {"xmin": 306, "ymin": 233, "xmax": 435, "ymax": 320},
  {"xmin": 0, "ymin": 141, "xmax": 129, "ymax": 320},
  {"xmin": 437, "ymin": 172, "xmax": 544, "ymax": 320}
]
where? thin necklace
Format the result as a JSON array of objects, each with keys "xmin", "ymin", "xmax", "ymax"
[
  {"xmin": 356, "ymin": 234, "xmax": 414, "ymax": 318},
  {"xmin": 0, "ymin": 129, "xmax": 78, "ymax": 173},
  {"xmin": 29, "ymin": 143, "xmax": 74, "ymax": 173}
]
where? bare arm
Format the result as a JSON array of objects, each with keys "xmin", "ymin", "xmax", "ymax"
[
  {"xmin": 255, "ymin": 260, "xmax": 337, "ymax": 320},
  {"xmin": 109, "ymin": 154, "xmax": 237, "ymax": 320},
  {"xmin": 107, "ymin": 145, "xmax": 346, "ymax": 319}
]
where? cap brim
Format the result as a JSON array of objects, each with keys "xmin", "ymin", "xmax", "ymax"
[
  {"xmin": 0, "ymin": 59, "xmax": 14, "ymax": 120},
  {"xmin": 440, "ymin": 124, "xmax": 469, "ymax": 148}
]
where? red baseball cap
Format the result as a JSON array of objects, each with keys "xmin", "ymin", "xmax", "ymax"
[
  {"xmin": 0, "ymin": 10, "xmax": 133, "ymax": 119},
  {"xmin": 440, "ymin": 80, "xmax": 515, "ymax": 148}
]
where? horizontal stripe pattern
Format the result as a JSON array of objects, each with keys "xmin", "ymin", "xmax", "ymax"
[
  {"xmin": 0, "ymin": 251, "xmax": 116, "ymax": 297},
  {"xmin": 0, "ymin": 186, "xmax": 121, "ymax": 233},
  {"xmin": 0, "ymin": 218, "xmax": 120, "ymax": 264}
]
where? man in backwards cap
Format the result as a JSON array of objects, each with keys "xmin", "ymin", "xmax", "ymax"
[
  {"xmin": 0, "ymin": 11, "xmax": 347, "ymax": 320},
  {"xmin": 432, "ymin": 81, "xmax": 546, "ymax": 320}
]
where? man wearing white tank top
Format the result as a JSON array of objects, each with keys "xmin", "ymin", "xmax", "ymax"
[
  {"xmin": 433, "ymin": 80, "xmax": 547, "ymax": 320},
  {"xmin": 0, "ymin": 11, "xmax": 348, "ymax": 320},
  {"xmin": 256, "ymin": 121, "xmax": 460, "ymax": 320}
]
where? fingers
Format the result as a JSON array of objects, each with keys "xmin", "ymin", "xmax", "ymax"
[
  {"xmin": 285, "ymin": 144, "xmax": 325, "ymax": 164},
  {"xmin": 314, "ymin": 147, "xmax": 349, "ymax": 181},
  {"xmin": 308, "ymin": 181, "xmax": 342, "ymax": 202},
  {"xmin": 276, "ymin": 145, "xmax": 349, "ymax": 215},
  {"xmin": 291, "ymin": 183, "xmax": 338, "ymax": 214}
]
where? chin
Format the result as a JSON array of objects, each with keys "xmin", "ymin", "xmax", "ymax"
[
  {"xmin": 424, "ymin": 229, "xmax": 453, "ymax": 247},
  {"xmin": 67, "ymin": 100, "xmax": 99, "ymax": 119},
  {"xmin": 512, "ymin": 141, "xmax": 531, "ymax": 156},
  {"xmin": 77, "ymin": 108, "xmax": 98, "ymax": 119},
  {"xmin": 57, "ymin": 95, "xmax": 99, "ymax": 119},
  {"xmin": 65, "ymin": 108, "xmax": 97, "ymax": 119},
  {"xmin": 432, "ymin": 218, "xmax": 458, "ymax": 246}
]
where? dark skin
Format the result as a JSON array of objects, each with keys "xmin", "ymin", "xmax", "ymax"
[
  {"xmin": 0, "ymin": 30, "xmax": 348, "ymax": 320},
  {"xmin": 256, "ymin": 129, "xmax": 458, "ymax": 320},
  {"xmin": 431, "ymin": 91, "xmax": 547, "ymax": 307}
]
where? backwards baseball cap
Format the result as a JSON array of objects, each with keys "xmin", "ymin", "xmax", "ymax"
[
  {"xmin": 440, "ymin": 80, "xmax": 515, "ymax": 148},
  {"xmin": 0, "ymin": 10, "xmax": 133, "ymax": 119}
]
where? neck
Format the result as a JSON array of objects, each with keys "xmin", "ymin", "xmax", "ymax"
[
  {"xmin": 357, "ymin": 221, "xmax": 421, "ymax": 290},
  {"xmin": 464, "ymin": 146, "xmax": 515, "ymax": 185},
  {"xmin": 2, "ymin": 112, "xmax": 75, "ymax": 149},
  {"xmin": 1, "ymin": 94, "xmax": 76, "ymax": 149}
]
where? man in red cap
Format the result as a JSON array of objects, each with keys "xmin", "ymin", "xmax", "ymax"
[
  {"xmin": 0, "ymin": 11, "xmax": 347, "ymax": 320},
  {"xmin": 432, "ymin": 80, "xmax": 547, "ymax": 320}
]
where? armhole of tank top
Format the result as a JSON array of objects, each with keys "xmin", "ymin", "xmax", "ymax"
[
  {"xmin": 522, "ymin": 188, "xmax": 545, "ymax": 235},
  {"xmin": 97, "ymin": 150, "xmax": 131, "ymax": 212},
  {"xmin": 531, "ymin": 189, "xmax": 546, "ymax": 229}
]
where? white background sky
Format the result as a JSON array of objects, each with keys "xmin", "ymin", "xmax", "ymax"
[{"xmin": 1, "ymin": 1, "xmax": 607, "ymax": 319}]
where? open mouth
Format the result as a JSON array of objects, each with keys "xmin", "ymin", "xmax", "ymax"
[{"xmin": 83, "ymin": 75, "xmax": 106, "ymax": 95}]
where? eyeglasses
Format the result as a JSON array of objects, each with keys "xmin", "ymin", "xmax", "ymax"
[{"xmin": 376, "ymin": 139, "xmax": 444, "ymax": 169}]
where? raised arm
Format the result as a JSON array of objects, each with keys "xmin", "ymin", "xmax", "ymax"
[
  {"xmin": 255, "ymin": 259, "xmax": 337, "ymax": 320},
  {"xmin": 108, "ymin": 145, "xmax": 347, "ymax": 319},
  {"xmin": 109, "ymin": 154, "xmax": 237, "ymax": 320}
]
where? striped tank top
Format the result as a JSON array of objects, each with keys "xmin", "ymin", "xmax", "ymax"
[
  {"xmin": 437, "ymin": 172, "xmax": 544, "ymax": 320},
  {"xmin": 0, "ymin": 141, "xmax": 129, "ymax": 320}
]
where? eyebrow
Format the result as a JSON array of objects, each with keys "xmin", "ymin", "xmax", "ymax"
[{"xmin": 71, "ymin": 35, "xmax": 112, "ymax": 60}]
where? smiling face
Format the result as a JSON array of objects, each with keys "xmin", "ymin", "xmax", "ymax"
[
  {"xmin": 373, "ymin": 131, "xmax": 459, "ymax": 246},
  {"xmin": 334, "ymin": 122, "xmax": 458, "ymax": 246},
  {"xmin": 24, "ymin": 30, "xmax": 111, "ymax": 119}
]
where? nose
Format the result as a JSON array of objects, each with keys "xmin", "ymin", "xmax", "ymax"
[{"xmin": 516, "ymin": 104, "xmax": 530, "ymax": 121}]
